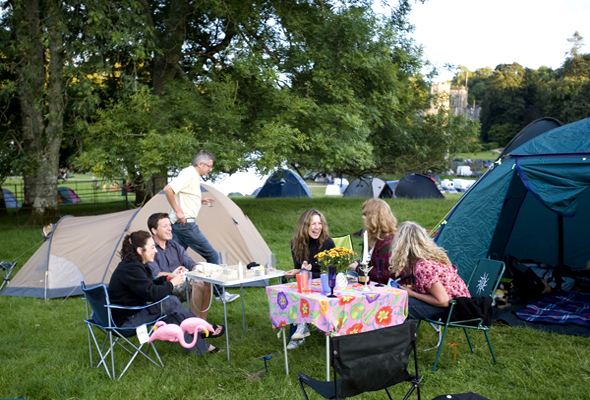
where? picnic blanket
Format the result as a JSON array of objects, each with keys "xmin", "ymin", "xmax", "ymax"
[{"xmin": 516, "ymin": 292, "xmax": 590, "ymax": 327}]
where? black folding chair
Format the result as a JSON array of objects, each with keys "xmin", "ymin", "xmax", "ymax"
[
  {"xmin": 299, "ymin": 321, "xmax": 422, "ymax": 400},
  {"xmin": 82, "ymin": 281, "xmax": 168, "ymax": 380}
]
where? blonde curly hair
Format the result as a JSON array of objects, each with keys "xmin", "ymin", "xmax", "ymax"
[
  {"xmin": 389, "ymin": 221, "xmax": 451, "ymax": 276},
  {"xmin": 362, "ymin": 199, "xmax": 397, "ymax": 246}
]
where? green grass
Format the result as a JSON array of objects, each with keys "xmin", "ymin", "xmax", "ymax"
[
  {"xmin": 1, "ymin": 197, "xmax": 588, "ymax": 400},
  {"xmin": 457, "ymin": 150, "xmax": 499, "ymax": 162}
]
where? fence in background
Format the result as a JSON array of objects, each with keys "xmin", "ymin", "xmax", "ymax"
[{"xmin": 0, "ymin": 179, "xmax": 133, "ymax": 228}]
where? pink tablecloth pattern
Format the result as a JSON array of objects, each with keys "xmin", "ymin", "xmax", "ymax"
[{"xmin": 266, "ymin": 280, "xmax": 408, "ymax": 336}]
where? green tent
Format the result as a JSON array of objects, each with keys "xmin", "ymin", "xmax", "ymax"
[{"xmin": 434, "ymin": 117, "xmax": 590, "ymax": 282}]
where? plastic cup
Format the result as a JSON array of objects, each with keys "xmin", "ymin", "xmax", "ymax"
[
  {"xmin": 219, "ymin": 251, "xmax": 228, "ymax": 270},
  {"xmin": 300, "ymin": 271, "xmax": 311, "ymax": 293},
  {"xmin": 296, "ymin": 274, "xmax": 303, "ymax": 293},
  {"xmin": 320, "ymin": 273, "xmax": 330, "ymax": 294},
  {"xmin": 266, "ymin": 253, "xmax": 276, "ymax": 272}
]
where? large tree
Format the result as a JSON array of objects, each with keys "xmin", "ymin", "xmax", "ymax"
[
  {"xmin": 0, "ymin": 0, "xmax": 153, "ymax": 221},
  {"xmin": 79, "ymin": 0, "xmax": 479, "ymax": 186}
]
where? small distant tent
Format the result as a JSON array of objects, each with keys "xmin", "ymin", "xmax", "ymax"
[
  {"xmin": 386, "ymin": 180, "xmax": 399, "ymax": 196},
  {"xmin": 3, "ymin": 184, "xmax": 271, "ymax": 299},
  {"xmin": 342, "ymin": 177, "xmax": 392, "ymax": 198},
  {"xmin": 394, "ymin": 174, "xmax": 444, "ymax": 199},
  {"xmin": 256, "ymin": 169, "xmax": 312, "ymax": 198},
  {"xmin": 57, "ymin": 187, "xmax": 82, "ymax": 203},
  {"xmin": 2, "ymin": 189, "xmax": 21, "ymax": 208},
  {"xmin": 496, "ymin": 117, "xmax": 563, "ymax": 160}
]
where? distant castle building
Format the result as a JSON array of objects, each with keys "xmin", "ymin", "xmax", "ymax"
[{"xmin": 427, "ymin": 82, "xmax": 478, "ymax": 120}]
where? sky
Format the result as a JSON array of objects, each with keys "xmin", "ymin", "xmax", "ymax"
[{"xmin": 404, "ymin": 0, "xmax": 590, "ymax": 82}]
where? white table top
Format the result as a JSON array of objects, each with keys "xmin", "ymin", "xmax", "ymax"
[{"xmin": 185, "ymin": 266, "xmax": 285, "ymax": 286}]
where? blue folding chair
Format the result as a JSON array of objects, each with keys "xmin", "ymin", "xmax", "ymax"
[
  {"xmin": 0, "ymin": 260, "xmax": 17, "ymax": 291},
  {"xmin": 82, "ymin": 281, "xmax": 168, "ymax": 379}
]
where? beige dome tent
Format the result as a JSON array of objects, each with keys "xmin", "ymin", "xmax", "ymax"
[{"xmin": 2, "ymin": 184, "xmax": 271, "ymax": 299}]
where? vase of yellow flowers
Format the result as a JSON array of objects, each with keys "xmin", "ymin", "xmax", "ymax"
[{"xmin": 315, "ymin": 247, "xmax": 357, "ymax": 290}]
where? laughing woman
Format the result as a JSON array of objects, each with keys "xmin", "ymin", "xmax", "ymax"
[{"xmin": 285, "ymin": 209, "xmax": 335, "ymax": 350}]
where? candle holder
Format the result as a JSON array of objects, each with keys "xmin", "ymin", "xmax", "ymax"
[{"xmin": 357, "ymin": 261, "xmax": 373, "ymax": 292}]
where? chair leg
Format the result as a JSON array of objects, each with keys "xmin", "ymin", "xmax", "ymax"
[
  {"xmin": 298, "ymin": 375, "xmax": 310, "ymax": 400},
  {"xmin": 431, "ymin": 325, "xmax": 449, "ymax": 372},
  {"xmin": 484, "ymin": 331, "xmax": 497, "ymax": 364},
  {"xmin": 385, "ymin": 387, "xmax": 393, "ymax": 400},
  {"xmin": 423, "ymin": 323, "xmax": 442, "ymax": 351},
  {"xmin": 109, "ymin": 331, "xmax": 116, "ymax": 380},
  {"xmin": 463, "ymin": 328, "xmax": 474, "ymax": 353}
]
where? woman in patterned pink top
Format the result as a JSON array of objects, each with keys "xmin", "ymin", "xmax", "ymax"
[{"xmin": 389, "ymin": 221, "xmax": 470, "ymax": 320}]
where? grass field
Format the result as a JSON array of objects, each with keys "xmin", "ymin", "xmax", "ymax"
[{"xmin": 0, "ymin": 194, "xmax": 588, "ymax": 400}]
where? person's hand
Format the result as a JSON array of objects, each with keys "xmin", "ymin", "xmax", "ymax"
[
  {"xmin": 172, "ymin": 266, "xmax": 186, "ymax": 275},
  {"xmin": 170, "ymin": 274, "xmax": 185, "ymax": 286},
  {"xmin": 398, "ymin": 285, "xmax": 414, "ymax": 297},
  {"xmin": 301, "ymin": 261, "xmax": 312, "ymax": 271},
  {"xmin": 285, "ymin": 269, "xmax": 301, "ymax": 279},
  {"xmin": 176, "ymin": 209, "xmax": 186, "ymax": 224},
  {"xmin": 348, "ymin": 261, "xmax": 358, "ymax": 270}
]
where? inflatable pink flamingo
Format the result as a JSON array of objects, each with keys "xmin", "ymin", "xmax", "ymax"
[
  {"xmin": 148, "ymin": 318, "xmax": 215, "ymax": 349},
  {"xmin": 180, "ymin": 317, "xmax": 214, "ymax": 337},
  {"xmin": 148, "ymin": 321, "xmax": 199, "ymax": 349}
]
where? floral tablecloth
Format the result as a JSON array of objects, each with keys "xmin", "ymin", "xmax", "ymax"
[{"xmin": 266, "ymin": 280, "xmax": 408, "ymax": 336}]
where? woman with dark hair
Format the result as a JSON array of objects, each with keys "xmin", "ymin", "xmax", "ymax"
[
  {"xmin": 108, "ymin": 230, "xmax": 223, "ymax": 355},
  {"xmin": 285, "ymin": 209, "xmax": 335, "ymax": 350},
  {"xmin": 349, "ymin": 199, "xmax": 411, "ymax": 285},
  {"xmin": 389, "ymin": 221, "xmax": 470, "ymax": 321}
]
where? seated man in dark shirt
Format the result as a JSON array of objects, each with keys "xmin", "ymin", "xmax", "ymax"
[
  {"xmin": 108, "ymin": 230, "xmax": 221, "ymax": 354},
  {"xmin": 147, "ymin": 212, "xmax": 218, "ymax": 320}
]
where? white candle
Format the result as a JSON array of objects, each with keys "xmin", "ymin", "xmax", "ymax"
[{"xmin": 363, "ymin": 230, "xmax": 369, "ymax": 263}]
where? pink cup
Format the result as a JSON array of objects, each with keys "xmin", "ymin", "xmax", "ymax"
[{"xmin": 300, "ymin": 271, "xmax": 311, "ymax": 293}]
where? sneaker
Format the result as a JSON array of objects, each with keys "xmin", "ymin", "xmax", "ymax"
[
  {"xmin": 291, "ymin": 323, "xmax": 310, "ymax": 340},
  {"xmin": 215, "ymin": 292, "xmax": 240, "ymax": 303},
  {"xmin": 287, "ymin": 338, "xmax": 305, "ymax": 350}
]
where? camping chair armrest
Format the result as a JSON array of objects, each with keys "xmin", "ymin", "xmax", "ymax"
[
  {"xmin": 105, "ymin": 295, "xmax": 170, "ymax": 311},
  {"xmin": 0, "ymin": 261, "xmax": 17, "ymax": 271}
]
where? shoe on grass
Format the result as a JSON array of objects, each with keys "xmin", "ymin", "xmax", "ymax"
[
  {"xmin": 287, "ymin": 338, "xmax": 305, "ymax": 350},
  {"xmin": 215, "ymin": 292, "xmax": 240, "ymax": 303},
  {"xmin": 291, "ymin": 323, "xmax": 310, "ymax": 340}
]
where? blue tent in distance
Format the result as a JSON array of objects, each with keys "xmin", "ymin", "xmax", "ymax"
[
  {"xmin": 256, "ymin": 169, "xmax": 312, "ymax": 198},
  {"xmin": 2, "ymin": 188, "xmax": 21, "ymax": 208}
]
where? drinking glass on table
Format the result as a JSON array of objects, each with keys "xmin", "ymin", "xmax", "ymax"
[
  {"xmin": 327, "ymin": 265, "xmax": 337, "ymax": 298},
  {"xmin": 219, "ymin": 251, "xmax": 228, "ymax": 273},
  {"xmin": 266, "ymin": 253, "xmax": 277, "ymax": 272},
  {"xmin": 375, "ymin": 258, "xmax": 385, "ymax": 287}
]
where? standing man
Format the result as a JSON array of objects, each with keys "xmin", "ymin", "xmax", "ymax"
[{"xmin": 164, "ymin": 150, "xmax": 239, "ymax": 303}]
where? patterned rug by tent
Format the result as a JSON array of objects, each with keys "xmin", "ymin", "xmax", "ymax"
[{"xmin": 516, "ymin": 292, "xmax": 590, "ymax": 327}]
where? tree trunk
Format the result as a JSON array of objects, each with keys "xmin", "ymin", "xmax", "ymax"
[
  {"xmin": 133, "ymin": 172, "xmax": 167, "ymax": 206},
  {"xmin": 140, "ymin": 0, "xmax": 190, "ymax": 95},
  {"xmin": 15, "ymin": 0, "xmax": 64, "ymax": 225}
]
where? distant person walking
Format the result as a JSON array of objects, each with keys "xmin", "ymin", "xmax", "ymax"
[{"xmin": 163, "ymin": 150, "xmax": 239, "ymax": 303}]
